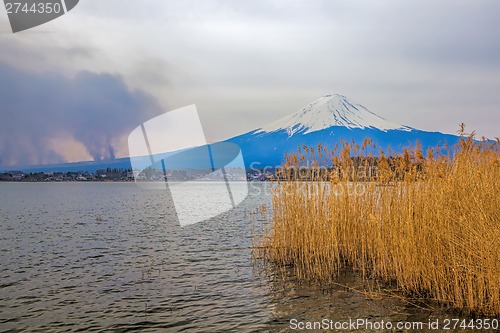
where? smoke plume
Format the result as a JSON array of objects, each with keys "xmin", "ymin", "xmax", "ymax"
[{"xmin": 0, "ymin": 62, "xmax": 163, "ymax": 167}]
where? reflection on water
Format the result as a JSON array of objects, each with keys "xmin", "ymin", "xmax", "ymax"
[{"xmin": 0, "ymin": 183, "xmax": 493, "ymax": 332}]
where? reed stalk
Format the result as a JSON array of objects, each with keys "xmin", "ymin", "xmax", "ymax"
[{"xmin": 261, "ymin": 129, "xmax": 500, "ymax": 316}]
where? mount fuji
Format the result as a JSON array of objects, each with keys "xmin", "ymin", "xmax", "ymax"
[
  {"xmin": 3, "ymin": 94, "xmax": 463, "ymax": 173},
  {"xmin": 226, "ymin": 94, "xmax": 462, "ymax": 168}
]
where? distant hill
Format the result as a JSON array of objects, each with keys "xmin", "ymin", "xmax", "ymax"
[{"xmin": 0, "ymin": 157, "xmax": 133, "ymax": 173}]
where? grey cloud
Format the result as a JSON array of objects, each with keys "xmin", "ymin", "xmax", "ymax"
[
  {"xmin": 65, "ymin": 46, "xmax": 96, "ymax": 60},
  {"xmin": 1, "ymin": 0, "xmax": 499, "ymax": 151},
  {"xmin": 0, "ymin": 62, "xmax": 163, "ymax": 166}
]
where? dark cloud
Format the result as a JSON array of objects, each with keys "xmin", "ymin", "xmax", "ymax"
[{"xmin": 0, "ymin": 62, "xmax": 163, "ymax": 166}]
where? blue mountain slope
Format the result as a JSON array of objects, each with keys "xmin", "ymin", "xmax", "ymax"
[{"xmin": 226, "ymin": 127, "xmax": 461, "ymax": 169}]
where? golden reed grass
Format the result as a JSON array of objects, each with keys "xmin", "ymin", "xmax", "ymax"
[{"xmin": 260, "ymin": 127, "xmax": 500, "ymax": 316}]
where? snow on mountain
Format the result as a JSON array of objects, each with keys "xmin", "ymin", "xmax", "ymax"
[{"xmin": 258, "ymin": 94, "xmax": 411, "ymax": 136}]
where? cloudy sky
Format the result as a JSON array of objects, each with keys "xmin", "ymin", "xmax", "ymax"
[{"xmin": 0, "ymin": 0, "xmax": 499, "ymax": 166}]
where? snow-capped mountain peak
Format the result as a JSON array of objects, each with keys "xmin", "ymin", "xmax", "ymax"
[{"xmin": 258, "ymin": 94, "xmax": 411, "ymax": 136}]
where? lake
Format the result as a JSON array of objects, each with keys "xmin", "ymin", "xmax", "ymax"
[{"xmin": 0, "ymin": 183, "xmax": 489, "ymax": 332}]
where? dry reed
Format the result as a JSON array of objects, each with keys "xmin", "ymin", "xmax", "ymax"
[{"xmin": 260, "ymin": 127, "xmax": 500, "ymax": 316}]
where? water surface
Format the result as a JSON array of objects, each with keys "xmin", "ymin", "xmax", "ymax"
[{"xmin": 0, "ymin": 183, "xmax": 490, "ymax": 332}]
